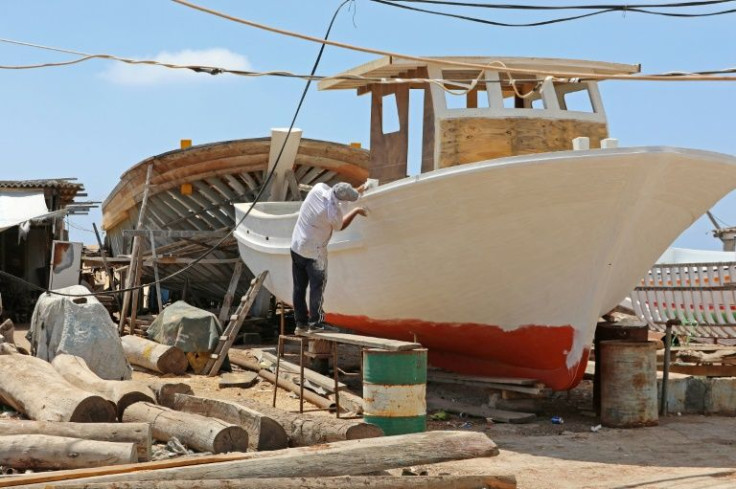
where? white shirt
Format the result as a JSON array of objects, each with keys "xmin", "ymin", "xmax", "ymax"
[{"xmin": 291, "ymin": 183, "xmax": 343, "ymax": 268}]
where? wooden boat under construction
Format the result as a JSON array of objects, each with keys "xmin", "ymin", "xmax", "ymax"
[
  {"xmin": 234, "ymin": 56, "xmax": 736, "ymax": 390},
  {"xmin": 102, "ymin": 132, "xmax": 369, "ymax": 304}
]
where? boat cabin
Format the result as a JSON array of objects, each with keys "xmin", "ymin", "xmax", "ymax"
[{"xmin": 319, "ymin": 56, "xmax": 641, "ymax": 184}]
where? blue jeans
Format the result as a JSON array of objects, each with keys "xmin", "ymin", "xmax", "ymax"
[{"xmin": 291, "ymin": 250, "xmax": 326, "ymax": 325}]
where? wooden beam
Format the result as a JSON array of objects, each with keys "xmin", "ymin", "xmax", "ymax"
[
  {"xmin": 302, "ymin": 331, "xmax": 422, "ymax": 351},
  {"xmin": 218, "ymin": 261, "xmax": 244, "ymax": 325},
  {"xmin": 148, "ymin": 231, "xmax": 163, "ymax": 313},
  {"xmin": 119, "ymin": 163, "xmax": 153, "ymax": 335},
  {"xmin": 123, "ymin": 230, "xmax": 230, "ymax": 238}
]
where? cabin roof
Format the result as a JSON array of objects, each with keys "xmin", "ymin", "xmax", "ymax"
[{"xmin": 318, "ymin": 56, "xmax": 641, "ymax": 91}]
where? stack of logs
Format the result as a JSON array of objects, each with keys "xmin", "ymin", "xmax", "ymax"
[{"xmin": 0, "ymin": 344, "xmax": 515, "ymax": 489}]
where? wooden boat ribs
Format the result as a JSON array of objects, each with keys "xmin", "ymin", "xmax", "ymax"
[{"xmin": 102, "ymin": 135, "xmax": 369, "ymax": 303}]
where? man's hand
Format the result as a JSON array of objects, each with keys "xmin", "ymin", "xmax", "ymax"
[{"xmin": 355, "ymin": 207, "xmax": 368, "ymax": 217}]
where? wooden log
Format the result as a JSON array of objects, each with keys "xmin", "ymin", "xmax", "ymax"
[
  {"xmin": 427, "ymin": 397, "xmax": 535, "ymax": 424},
  {"xmin": 52, "ymin": 354, "xmax": 155, "ymax": 419},
  {"xmin": 174, "ymin": 393, "xmax": 379, "ymax": 448},
  {"xmin": 0, "ymin": 354, "xmax": 117, "ymax": 422},
  {"xmin": 147, "ymin": 381, "xmax": 194, "ymax": 407},
  {"xmin": 122, "ymin": 402, "xmax": 248, "ymax": 454},
  {"xmin": 171, "ymin": 394, "xmax": 287, "ymax": 451},
  {"xmin": 42, "ymin": 474, "xmax": 517, "ymax": 489},
  {"xmin": 0, "ymin": 421, "xmax": 152, "ymax": 462},
  {"xmin": 122, "ymin": 335, "xmax": 188, "ymax": 375},
  {"xmin": 239, "ymin": 397, "xmax": 380, "ymax": 446},
  {"xmin": 8, "ymin": 431, "xmax": 497, "ymax": 488},
  {"xmin": 0, "ymin": 434, "xmax": 137, "ymax": 470}
]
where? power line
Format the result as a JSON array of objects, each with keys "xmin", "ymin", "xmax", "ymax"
[
  {"xmin": 169, "ymin": 0, "xmax": 736, "ymax": 82},
  {"xmin": 370, "ymin": 0, "xmax": 736, "ymax": 27},
  {"xmin": 374, "ymin": 0, "xmax": 736, "ymax": 10}
]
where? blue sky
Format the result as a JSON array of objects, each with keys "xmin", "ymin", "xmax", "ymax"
[{"xmin": 1, "ymin": 1, "xmax": 734, "ymax": 249}]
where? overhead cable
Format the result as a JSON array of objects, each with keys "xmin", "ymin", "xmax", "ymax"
[
  {"xmin": 370, "ymin": 0, "xmax": 736, "ymax": 27},
  {"xmin": 169, "ymin": 0, "xmax": 736, "ymax": 82}
]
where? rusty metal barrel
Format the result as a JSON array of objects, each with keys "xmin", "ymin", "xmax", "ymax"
[
  {"xmin": 600, "ymin": 340, "xmax": 659, "ymax": 428},
  {"xmin": 362, "ymin": 348, "xmax": 427, "ymax": 435}
]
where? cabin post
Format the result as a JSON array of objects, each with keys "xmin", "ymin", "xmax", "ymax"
[{"xmin": 369, "ymin": 83, "xmax": 410, "ymax": 184}]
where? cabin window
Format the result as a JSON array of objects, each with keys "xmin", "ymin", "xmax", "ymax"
[
  {"xmin": 559, "ymin": 86, "xmax": 595, "ymax": 113},
  {"xmin": 382, "ymin": 93, "xmax": 400, "ymax": 134},
  {"xmin": 530, "ymin": 97, "xmax": 545, "ymax": 110}
]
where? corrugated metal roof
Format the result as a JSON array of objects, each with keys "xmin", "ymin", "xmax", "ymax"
[{"xmin": 0, "ymin": 179, "xmax": 84, "ymax": 190}]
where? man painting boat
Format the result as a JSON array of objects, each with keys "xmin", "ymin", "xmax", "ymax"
[{"xmin": 291, "ymin": 182, "xmax": 367, "ymax": 334}]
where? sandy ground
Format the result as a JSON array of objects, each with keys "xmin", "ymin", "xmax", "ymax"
[{"xmin": 7, "ymin": 328, "xmax": 736, "ymax": 489}]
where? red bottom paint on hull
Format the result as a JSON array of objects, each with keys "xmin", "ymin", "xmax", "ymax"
[{"xmin": 327, "ymin": 314, "xmax": 589, "ymax": 391}]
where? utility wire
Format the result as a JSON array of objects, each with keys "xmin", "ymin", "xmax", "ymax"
[
  {"xmin": 170, "ymin": 0, "xmax": 736, "ymax": 82},
  {"xmin": 376, "ymin": 0, "xmax": 736, "ymax": 10},
  {"xmin": 0, "ymin": 0, "xmax": 354, "ymax": 299},
  {"xmin": 370, "ymin": 0, "xmax": 736, "ymax": 26},
  {"xmin": 3, "ymin": 35, "xmax": 736, "ymax": 82}
]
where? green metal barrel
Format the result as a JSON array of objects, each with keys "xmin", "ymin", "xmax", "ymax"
[{"xmin": 362, "ymin": 348, "xmax": 427, "ymax": 435}]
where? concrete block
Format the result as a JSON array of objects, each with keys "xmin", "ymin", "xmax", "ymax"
[{"xmin": 705, "ymin": 377, "xmax": 736, "ymax": 415}]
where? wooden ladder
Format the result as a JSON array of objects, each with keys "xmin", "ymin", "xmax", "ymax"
[{"xmin": 204, "ymin": 270, "xmax": 268, "ymax": 376}]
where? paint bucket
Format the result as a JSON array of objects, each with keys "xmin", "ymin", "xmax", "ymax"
[
  {"xmin": 600, "ymin": 340, "xmax": 659, "ymax": 428},
  {"xmin": 362, "ymin": 348, "xmax": 427, "ymax": 435}
]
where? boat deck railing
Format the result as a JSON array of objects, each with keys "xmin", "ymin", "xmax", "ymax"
[{"xmin": 631, "ymin": 261, "xmax": 736, "ymax": 341}]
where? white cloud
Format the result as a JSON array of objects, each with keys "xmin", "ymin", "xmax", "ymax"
[{"xmin": 100, "ymin": 48, "xmax": 251, "ymax": 86}]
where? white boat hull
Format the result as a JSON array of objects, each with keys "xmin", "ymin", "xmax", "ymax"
[{"xmin": 235, "ymin": 146, "xmax": 736, "ymax": 389}]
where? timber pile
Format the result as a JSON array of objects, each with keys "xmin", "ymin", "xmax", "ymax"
[{"xmin": 3, "ymin": 431, "xmax": 509, "ymax": 489}]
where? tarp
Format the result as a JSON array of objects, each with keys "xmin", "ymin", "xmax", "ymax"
[
  {"xmin": 28, "ymin": 285, "xmax": 132, "ymax": 380},
  {"xmin": 0, "ymin": 190, "xmax": 49, "ymax": 232},
  {"xmin": 146, "ymin": 301, "xmax": 222, "ymax": 353}
]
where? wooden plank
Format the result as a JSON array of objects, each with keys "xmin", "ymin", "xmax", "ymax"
[
  {"xmin": 427, "ymin": 397, "xmax": 536, "ymax": 424},
  {"xmin": 438, "ymin": 117, "xmax": 608, "ymax": 169},
  {"xmin": 427, "ymin": 370, "xmax": 538, "ymax": 386},
  {"xmin": 427, "ymin": 377, "xmax": 544, "ymax": 395},
  {"xmin": 302, "ymin": 331, "xmax": 422, "ymax": 351},
  {"xmin": 668, "ymin": 364, "xmax": 736, "ymax": 377},
  {"xmin": 219, "ymin": 372, "xmax": 259, "ymax": 389}
]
